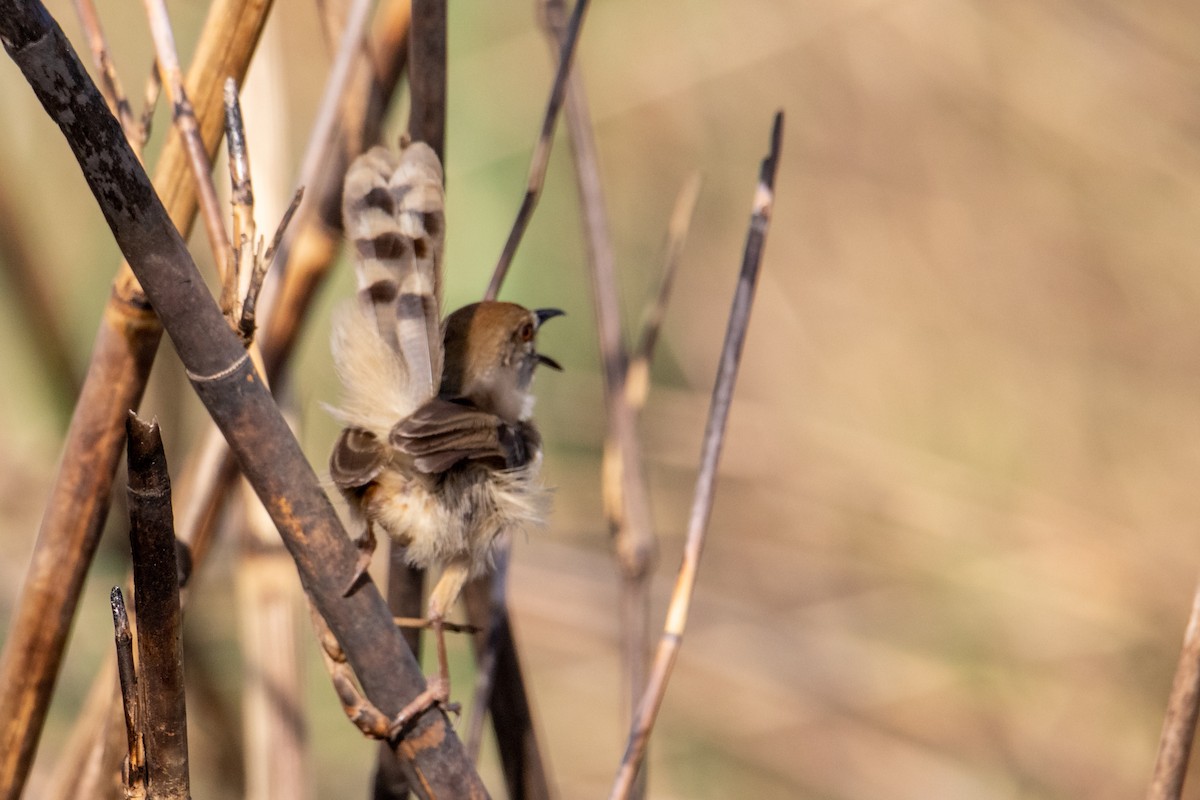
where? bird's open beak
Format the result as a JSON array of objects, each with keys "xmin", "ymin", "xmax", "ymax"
[
  {"xmin": 536, "ymin": 353, "xmax": 563, "ymax": 371},
  {"xmin": 534, "ymin": 309, "xmax": 565, "ymax": 370},
  {"xmin": 534, "ymin": 308, "xmax": 566, "ymax": 327}
]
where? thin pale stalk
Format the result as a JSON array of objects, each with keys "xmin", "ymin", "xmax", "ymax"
[
  {"xmin": 484, "ymin": 0, "xmax": 591, "ymax": 300},
  {"xmin": 238, "ymin": 480, "xmax": 309, "ymax": 800},
  {"xmin": 1148, "ymin": 576, "xmax": 1200, "ymax": 800},
  {"xmin": 626, "ymin": 173, "xmax": 702, "ymax": 411},
  {"xmin": 0, "ymin": 0, "xmax": 272, "ymax": 794},
  {"xmin": 72, "ymin": 0, "xmax": 138, "ymax": 145},
  {"xmin": 142, "ymin": 0, "xmax": 233, "ymax": 289},
  {"xmin": 539, "ymin": 9, "xmax": 654, "ymax": 794},
  {"xmin": 126, "ymin": 414, "xmax": 190, "ymax": 800},
  {"xmin": 1, "ymin": 5, "xmax": 487, "ymax": 792},
  {"xmin": 609, "ymin": 112, "xmax": 781, "ymax": 800}
]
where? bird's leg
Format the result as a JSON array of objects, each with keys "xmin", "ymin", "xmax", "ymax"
[
  {"xmin": 342, "ymin": 520, "xmax": 377, "ymax": 596},
  {"xmin": 387, "ymin": 559, "xmax": 472, "ymax": 735},
  {"xmin": 306, "ymin": 601, "xmax": 393, "ymax": 739}
]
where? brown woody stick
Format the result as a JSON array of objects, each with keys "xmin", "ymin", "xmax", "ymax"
[
  {"xmin": 126, "ymin": 414, "xmax": 190, "ymax": 800},
  {"xmin": 48, "ymin": 8, "xmax": 413, "ymax": 790},
  {"xmin": 0, "ymin": 3, "xmax": 486, "ymax": 795},
  {"xmin": 0, "ymin": 1, "xmax": 272, "ymax": 794},
  {"xmin": 1148, "ymin": 578, "xmax": 1200, "ymax": 800},
  {"xmin": 609, "ymin": 111, "xmax": 782, "ymax": 800}
]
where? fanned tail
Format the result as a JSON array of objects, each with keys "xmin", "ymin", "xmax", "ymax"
[{"xmin": 333, "ymin": 140, "xmax": 446, "ymax": 435}]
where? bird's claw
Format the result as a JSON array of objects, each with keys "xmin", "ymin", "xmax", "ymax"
[{"xmin": 342, "ymin": 525, "xmax": 378, "ymax": 596}]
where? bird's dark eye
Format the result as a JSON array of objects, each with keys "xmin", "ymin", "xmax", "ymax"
[{"xmin": 518, "ymin": 322, "xmax": 535, "ymax": 342}]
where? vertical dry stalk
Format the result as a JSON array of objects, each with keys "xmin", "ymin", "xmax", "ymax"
[
  {"xmin": 538, "ymin": 8, "xmax": 654, "ymax": 796},
  {"xmin": 126, "ymin": 414, "xmax": 190, "ymax": 800},
  {"xmin": 238, "ymin": 481, "xmax": 309, "ymax": 800},
  {"xmin": 407, "ymin": 0, "xmax": 446, "ymax": 157},
  {"xmin": 463, "ymin": 552, "xmax": 553, "ymax": 800},
  {"xmin": 370, "ymin": 6, "xmax": 446, "ymax": 796},
  {"xmin": 1148, "ymin": 578, "xmax": 1200, "ymax": 800},
  {"xmin": 609, "ymin": 111, "xmax": 782, "ymax": 800},
  {"xmin": 0, "ymin": 1, "xmax": 271, "ymax": 794},
  {"xmin": 1, "ymin": 4, "xmax": 487, "ymax": 792}
]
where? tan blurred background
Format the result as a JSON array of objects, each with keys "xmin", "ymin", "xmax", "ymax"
[{"xmin": 4, "ymin": 0, "xmax": 1200, "ymax": 797}]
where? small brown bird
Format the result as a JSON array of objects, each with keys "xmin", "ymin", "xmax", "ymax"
[{"xmin": 328, "ymin": 140, "xmax": 560, "ymax": 721}]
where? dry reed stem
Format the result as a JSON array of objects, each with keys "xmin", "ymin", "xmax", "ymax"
[
  {"xmin": 408, "ymin": 0, "xmax": 446, "ymax": 158},
  {"xmin": 0, "ymin": 1, "xmax": 272, "ymax": 793},
  {"xmin": 126, "ymin": 414, "xmax": 190, "ymax": 800},
  {"xmin": 609, "ymin": 111, "xmax": 782, "ymax": 800},
  {"xmin": 43, "ymin": 3, "xmax": 408, "ymax": 789},
  {"xmin": 1, "ymin": 4, "xmax": 486, "ymax": 792},
  {"xmin": 1148, "ymin": 577, "xmax": 1200, "ymax": 800},
  {"xmin": 142, "ymin": 0, "xmax": 234, "ymax": 292},
  {"xmin": 484, "ymin": 0, "xmax": 591, "ymax": 301},
  {"xmin": 366, "ymin": 5, "xmax": 448, "ymax": 795},
  {"xmin": 108, "ymin": 587, "xmax": 145, "ymax": 799}
]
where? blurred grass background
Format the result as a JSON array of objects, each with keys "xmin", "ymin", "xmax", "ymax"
[{"xmin": 3, "ymin": 0, "xmax": 1200, "ymax": 797}]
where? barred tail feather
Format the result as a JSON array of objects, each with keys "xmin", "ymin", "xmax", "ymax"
[{"xmin": 340, "ymin": 141, "xmax": 446, "ymax": 408}]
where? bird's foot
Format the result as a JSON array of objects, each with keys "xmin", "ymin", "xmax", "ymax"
[{"xmin": 387, "ymin": 674, "xmax": 461, "ymax": 737}]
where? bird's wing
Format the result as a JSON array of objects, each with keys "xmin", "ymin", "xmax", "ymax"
[
  {"xmin": 331, "ymin": 141, "xmax": 446, "ymax": 436},
  {"xmin": 390, "ymin": 397, "xmax": 532, "ymax": 474},
  {"xmin": 329, "ymin": 426, "xmax": 389, "ymax": 490}
]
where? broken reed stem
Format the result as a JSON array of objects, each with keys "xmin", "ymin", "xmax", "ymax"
[
  {"xmin": 142, "ymin": 0, "xmax": 233, "ymax": 289},
  {"xmin": 484, "ymin": 0, "xmax": 591, "ymax": 301},
  {"xmin": 609, "ymin": 111, "xmax": 782, "ymax": 800},
  {"xmin": 126, "ymin": 413, "xmax": 190, "ymax": 800},
  {"xmin": 0, "ymin": 4, "xmax": 486, "ymax": 792},
  {"xmin": 0, "ymin": 1, "xmax": 271, "ymax": 794},
  {"xmin": 108, "ymin": 587, "xmax": 144, "ymax": 797},
  {"xmin": 1148, "ymin": 576, "xmax": 1200, "ymax": 800},
  {"xmin": 224, "ymin": 77, "xmax": 254, "ymax": 322}
]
